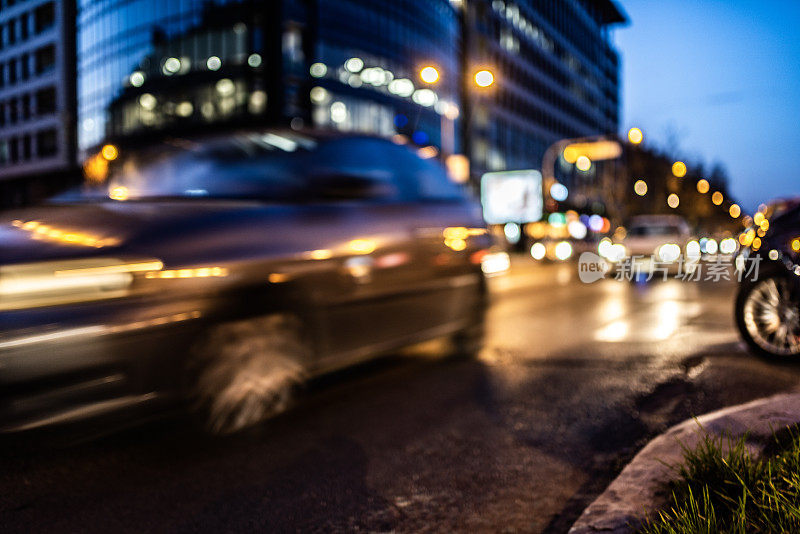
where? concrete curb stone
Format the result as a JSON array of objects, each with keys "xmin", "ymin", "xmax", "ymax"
[{"xmin": 568, "ymin": 390, "xmax": 800, "ymax": 534}]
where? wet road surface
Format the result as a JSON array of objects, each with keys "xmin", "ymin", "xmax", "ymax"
[{"xmin": 3, "ymin": 256, "xmax": 800, "ymax": 533}]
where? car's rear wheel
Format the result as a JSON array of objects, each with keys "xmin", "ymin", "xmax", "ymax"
[
  {"xmin": 736, "ymin": 268, "xmax": 800, "ymax": 358},
  {"xmin": 190, "ymin": 313, "xmax": 312, "ymax": 434}
]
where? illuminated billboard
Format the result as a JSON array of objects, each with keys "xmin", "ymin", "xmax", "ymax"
[{"xmin": 481, "ymin": 170, "xmax": 543, "ymax": 225}]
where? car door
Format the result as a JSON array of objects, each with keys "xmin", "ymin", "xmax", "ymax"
[
  {"xmin": 386, "ymin": 145, "xmax": 490, "ymax": 335},
  {"xmin": 302, "ymin": 138, "xmax": 424, "ymax": 370}
]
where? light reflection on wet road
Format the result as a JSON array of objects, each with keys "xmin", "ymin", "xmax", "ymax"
[{"xmin": 2, "ymin": 256, "xmax": 800, "ymax": 533}]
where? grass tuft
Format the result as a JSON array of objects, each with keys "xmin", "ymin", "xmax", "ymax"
[{"xmin": 640, "ymin": 427, "xmax": 800, "ymax": 533}]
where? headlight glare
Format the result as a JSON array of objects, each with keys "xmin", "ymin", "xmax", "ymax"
[{"xmin": 0, "ymin": 258, "xmax": 162, "ymax": 311}]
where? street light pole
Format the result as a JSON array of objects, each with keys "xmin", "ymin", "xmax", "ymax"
[{"xmin": 457, "ymin": 0, "xmax": 473, "ymax": 182}]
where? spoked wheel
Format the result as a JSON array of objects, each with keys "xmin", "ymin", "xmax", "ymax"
[
  {"xmin": 190, "ymin": 313, "xmax": 312, "ymax": 434},
  {"xmin": 737, "ymin": 272, "xmax": 800, "ymax": 358}
]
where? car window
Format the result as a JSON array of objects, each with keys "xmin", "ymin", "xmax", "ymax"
[
  {"xmin": 307, "ymin": 138, "xmax": 467, "ymax": 203},
  {"xmin": 306, "ymin": 138, "xmax": 406, "ymax": 201},
  {"xmin": 58, "ymin": 133, "xmax": 317, "ymax": 202},
  {"xmin": 381, "ymin": 143, "xmax": 468, "ymax": 202},
  {"xmin": 56, "ymin": 133, "xmax": 467, "ymax": 205}
]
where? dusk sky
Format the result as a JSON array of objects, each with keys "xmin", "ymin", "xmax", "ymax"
[{"xmin": 616, "ymin": 0, "xmax": 800, "ymax": 213}]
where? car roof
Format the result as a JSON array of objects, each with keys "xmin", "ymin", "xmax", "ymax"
[{"xmin": 105, "ymin": 127, "xmax": 399, "ymax": 155}]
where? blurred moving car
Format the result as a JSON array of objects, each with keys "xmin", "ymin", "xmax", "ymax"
[
  {"xmin": 0, "ymin": 131, "xmax": 497, "ymax": 434},
  {"xmin": 618, "ymin": 215, "xmax": 692, "ymax": 271},
  {"xmin": 736, "ymin": 200, "xmax": 800, "ymax": 358}
]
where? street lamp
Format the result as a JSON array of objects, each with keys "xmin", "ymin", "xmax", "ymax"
[
  {"xmin": 667, "ymin": 194, "xmax": 680, "ymax": 209},
  {"xmin": 420, "ymin": 66, "xmax": 440, "ymax": 84},
  {"xmin": 474, "ymin": 69, "xmax": 494, "ymax": 88},
  {"xmin": 712, "ymin": 191, "xmax": 724, "ymax": 205},
  {"xmin": 672, "ymin": 161, "xmax": 687, "ymax": 178},
  {"xmin": 413, "ymin": 63, "xmax": 497, "ymax": 160},
  {"xmin": 627, "ymin": 127, "xmax": 643, "ymax": 144},
  {"xmin": 634, "ymin": 180, "xmax": 648, "ymax": 196},
  {"xmin": 696, "ymin": 179, "xmax": 710, "ymax": 194},
  {"xmin": 101, "ymin": 144, "xmax": 118, "ymax": 161}
]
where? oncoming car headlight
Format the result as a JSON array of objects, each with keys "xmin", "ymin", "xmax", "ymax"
[
  {"xmin": 554, "ymin": 241, "xmax": 573, "ymax": 261},
  {"xmin": 657, "ymin": 244, "xmax": 681, "ymax": 263},
  {"xmin": 480, "ymin": 251, "xmax": 511, "ymax": 276},
  {"xmin": 685, "ymin": 240, "xmax": 701, "ymax": 261},
  {"xmin": 606, "ymin": 244, "xmax": 627, "ymax": 263},
  {"xmin": 0, "ymin": 258, "xmax": 162, "ymax": 311}
]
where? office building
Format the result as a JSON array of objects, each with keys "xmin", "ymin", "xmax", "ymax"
[{"xmin": 0, "ymin": 0, "xmax": 77, "ymax": 204}]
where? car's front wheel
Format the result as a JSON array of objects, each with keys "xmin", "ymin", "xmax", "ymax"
[
  {"xmin": 736, "ymin": 268, "xmax": 800, "ymax": 358},
  {"xmin": 190, "ymin": 313, "xmax": 312, "ymax": 434}
]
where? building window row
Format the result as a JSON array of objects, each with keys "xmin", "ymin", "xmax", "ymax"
[
  {"xmin": 488, "ymin": 0, "xmax": 617, "ymax": 96},
  {"xmin": 498, "ymin": 53, "xmax": 605, "ymax": 132},
  {"xmin": 0, "ymin": 127, "xmax": 58, "ymax": 166},
  {"xmin": 0, "ymin": 43, "xmax": 55, "ymax": 87},
  {"xmin": 0, "ymin": 85, "xmax": 56, "ymax": 126},
  {"xmin": 0, "ymin": 2, "xmax": 55, "ymax": 49}
]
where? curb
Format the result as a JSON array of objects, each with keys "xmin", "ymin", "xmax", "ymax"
[{"xmin": 568, "ymin": 390, "xmax": 800, "ymax": 534}]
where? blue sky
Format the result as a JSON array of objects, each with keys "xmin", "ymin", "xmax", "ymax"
[{"xmin": 614, "ymin": 0, "xmax": 800, "ymax": 212}]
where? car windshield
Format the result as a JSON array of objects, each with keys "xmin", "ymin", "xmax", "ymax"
[
  {"xmin": 55, "ymin": 132, "xmax": 320, "ymax": 202},
  {"xmin": 628, "ymin": 225, "xmax": 682, "ymax": 237}
]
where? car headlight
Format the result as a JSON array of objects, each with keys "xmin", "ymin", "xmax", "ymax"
[
  {"xmin": 685, "ymin": 240, "xmax": 701, "ymax": 261},
  {"xmin": 554, "ymin": 241, "xmax": 573, "ymax": 261},
  {"xmin": 607, "ymin": 244, "xmax": 627, "ymax": 263},
  {"xmin": 719, "ymin": 238, "xmax": 738, "ymax": 255},
  {"xmin": 530, "ymin": 242, "xmax": 547, "ymax": 260},
  {"xmin": 0, "ymin": 258, "xmax": 162, "ymax": 311},
  {"xmin": 481, "ymin": 251, "xmax": 511, "ymax": 276},
  {"xmin": 598, "ymin": 238, "xmax": 613, "ymax": 258},
  {"xmin": 657, "ymin": 244, "xmax": 681, "ymax": 263}
]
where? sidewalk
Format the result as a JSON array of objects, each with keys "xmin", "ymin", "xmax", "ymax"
[{"xmin": 569, "ymin": 390, "xmax": 800, "ymax": 534}]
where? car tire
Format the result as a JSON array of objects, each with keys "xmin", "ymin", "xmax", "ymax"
[
  {"xmin": 736, "ymin": 265, "xmax": 800, "ymax": 359},
  {"xmin": 190, "ymin": 313, "xmax": 312, "ymax": 434}
]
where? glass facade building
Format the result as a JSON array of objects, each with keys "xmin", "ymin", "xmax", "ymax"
[
  {"xmin": 77, "ymin": 0, "xmax": 278, "ymax": 150},
  {"xmin": 0, "ymin": 0, "xmax": 621, "ymax": 200},
  {"xmin": 0, "ymin": 0, "xmax": 76, "ymax": 203},
  {"xmin": 464, "ymin": 0, "xmax": 625, "ymax": 177},
  {"xmin": 76, "ymin": 0, "xmax": 461, "ymax": 157}
]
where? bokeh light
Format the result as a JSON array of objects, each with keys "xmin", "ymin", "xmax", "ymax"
[
  {"xmin": 419, "ymin": 66, "xmax": 440, "ymax": 84},
  {"xmin": 627, "ymin": 127, "xmax": 643, "ymax": 144},
  {"xmin": 667, "ymin": 193, "xmax": 680, "ymax": 208},
  {"xmin": 672, "ymin": 161, "xmax": 687, "ymax": 178},
  {"xmin": 554, "ymin": 241, "xmax": 573, "ymax": 261},
  {"xmin": 575, "ymin": 155, "xmax": 592, "ymax": 171},
  {"xmin": 474, "ymin": 69, "xmax": 494, "ymax": 87},
  {"xmin": 530, "ymin": 242, "xmax": 546, "ymax": 260}
]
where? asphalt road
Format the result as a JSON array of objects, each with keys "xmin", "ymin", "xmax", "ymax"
[{"xmin": 3, "ymin": 256, "xmax": 800, "ymax": 533}]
